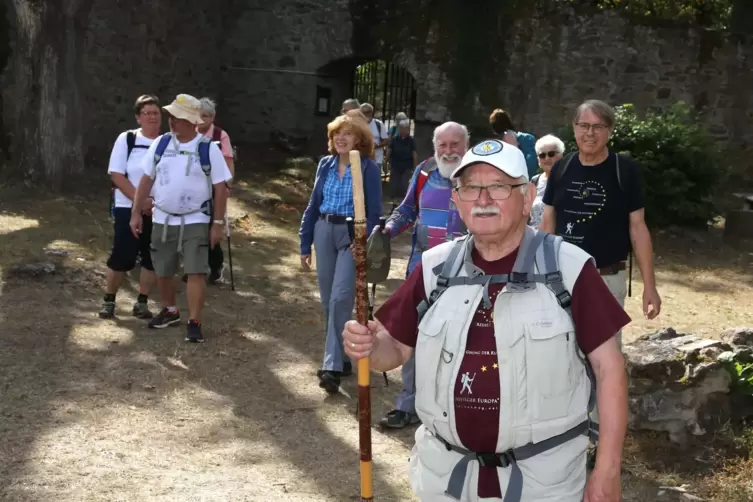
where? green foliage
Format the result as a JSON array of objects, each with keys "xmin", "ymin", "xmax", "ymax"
[
  {"xmin": 558, "ymin": 0, "xmax": 734, "ymax": 29},
  {"xmin": 559, "ymin": 102, "xmax": 722, "ymax": 228},
  {"xmin": 724, "ymin": 360, "xmax": 753, "ymax": 397}
]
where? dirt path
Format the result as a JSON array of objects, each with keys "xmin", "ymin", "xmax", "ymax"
[{"xmin": 0, "ymin": 165, "xmax": 751, "ymax": 501}]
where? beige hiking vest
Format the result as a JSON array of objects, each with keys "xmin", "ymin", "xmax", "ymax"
[{"xmin": 409, "ymin": 230, "xmax": 593, "ymax": 501}]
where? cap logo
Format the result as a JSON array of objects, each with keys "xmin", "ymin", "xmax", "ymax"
[{"xmin": 472, "ymin": 140, "xmax": 503, "ymax": 156}]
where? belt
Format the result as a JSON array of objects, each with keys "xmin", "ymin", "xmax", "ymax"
[
  {"xmin": 320, "ymin": 214, "xmax": 349, "ymax": 224},
  {"xmin": 598, "ymin": 261, "xmax": 626, "ymax": 276}
]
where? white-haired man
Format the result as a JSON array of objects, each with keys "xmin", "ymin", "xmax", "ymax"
[
  {"xmin": 372, "ymin": 121, "xmax": 470, "ymax": 430},
  {"xmin": 360, "ymin": 102, "xmax": 390, "ymax": 174},
  {"xmin": 341, "ymin": 98, "xmax": 360, "ymax": 114},
  {"xmin": 131, "ymin": 94, "xmax": 233, "ymax": 343},
  {"xmin": 345, "ymin": 138, "xmax": 629, "ymax": 501},
  {"xmin": 196, "ymin": 97, "xmax": 234, "ymax": 284}
]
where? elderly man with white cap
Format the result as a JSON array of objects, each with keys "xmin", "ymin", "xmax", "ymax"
[
  {"xmin": 343, "ymin": 138, "xmax": 629, "ymax": 501},
  {"xmin": 130, "ymin": 93, "xmax": 233, "ymax": 343}
]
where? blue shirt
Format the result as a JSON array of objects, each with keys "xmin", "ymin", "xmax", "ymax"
[
  {"xmin": 319, "ymin": 162, "xmax": 354, "ymax": 216},
  {"xmin": 299, "ymin": 155, "xmax": 383, "ymax": 255}
]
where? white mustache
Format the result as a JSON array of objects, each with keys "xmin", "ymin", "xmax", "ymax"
[{"xmin": 471, "ymin": 206, "xmax": 501, "ymax": 216}]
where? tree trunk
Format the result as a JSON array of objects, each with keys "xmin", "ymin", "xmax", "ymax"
[{"xmin": 8, "ymin": 0, "xmax": 94, "ymax": 190}]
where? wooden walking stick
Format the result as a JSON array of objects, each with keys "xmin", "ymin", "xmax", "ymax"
[{"xmin": 349, "ymin": 150, "xmax": 373, "ymax": 501}]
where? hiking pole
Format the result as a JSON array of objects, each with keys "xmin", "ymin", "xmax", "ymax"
[
  {"xmin": 225, "ymin": 216, "xmax": 235, "ymax": 291},
  {"xmin": 349, "ymin": 150, "xmax": 373, "ymax": 502}
]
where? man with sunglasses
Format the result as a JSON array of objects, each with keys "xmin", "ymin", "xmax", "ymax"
[{"xmin": 540, "ymin": 99, "xmax": 661, "ymax": 344}]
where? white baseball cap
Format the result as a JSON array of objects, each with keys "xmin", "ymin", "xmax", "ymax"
[{"xmin": 450, "ymin": 139, "xmax": 529, "ymax": 182}]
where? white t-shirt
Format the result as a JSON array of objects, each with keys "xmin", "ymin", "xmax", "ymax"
[
  {"xmin": 107, "ymin": 129, "xmax": 155, "ymax": 208},
  {"xmin": 368, "ymin": 119, "xmax": 389, "ymax": 164},
  {"xmin": 141, "ymin": 133, "xmax": 233, "ymax": 226}
]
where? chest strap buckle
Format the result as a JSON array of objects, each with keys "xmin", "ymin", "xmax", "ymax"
[{"xmin": 476, "ymin": 450, "xmax": 515, "ymax": 468}]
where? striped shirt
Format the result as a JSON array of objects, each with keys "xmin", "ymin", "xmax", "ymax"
[{"xmin": 318, "ymin": 163, "xmax": 354, "ymax": 216}]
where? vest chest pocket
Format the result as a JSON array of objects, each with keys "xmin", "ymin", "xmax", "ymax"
[
  {"xmin": 524, "ymin": 315, "xmax": 578, "ymax": 422},
  {"xmin": 415, "ymin": 313, "xmax": 460, "ymax": 420}
]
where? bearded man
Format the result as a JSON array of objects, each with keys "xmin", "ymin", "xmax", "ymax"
[{"xmin": 372, "ymin": 120, "xmax": 470, "ymax": 429}]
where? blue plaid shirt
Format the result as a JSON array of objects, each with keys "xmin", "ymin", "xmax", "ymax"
[
  {"xmin": 318, "ymin": 163, "xmax": 354, "ymax": 216},
  {"xmin": 299, "ymin": 154, "xmax": 383, "ymax": 255}
]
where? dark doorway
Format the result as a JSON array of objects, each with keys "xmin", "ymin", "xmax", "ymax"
[{"xmin": 351, "ymin": 60, "xmax": 417, "ymax": 127}]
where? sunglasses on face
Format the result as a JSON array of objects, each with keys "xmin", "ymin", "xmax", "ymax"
[{"xmin": 538, "ymin": 151, "xmax": 558, "ymax": 159}]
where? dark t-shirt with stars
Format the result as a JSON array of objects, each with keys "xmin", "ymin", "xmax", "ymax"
[
  {"xmin": 375, "ymin": 247, "xmax": 630, "ymax": 498},
  {"xmin": 542, "ymin": 153, "xmax": 645, "ymax": 268}
]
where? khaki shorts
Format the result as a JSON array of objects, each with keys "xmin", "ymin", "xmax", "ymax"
[{"xmin": 151, "ymin": 223, "xmax": 209, "ymax": 277}]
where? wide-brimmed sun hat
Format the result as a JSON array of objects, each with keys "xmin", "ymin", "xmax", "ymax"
[{"xmin": 162, "ymin": 94, "xmax": 204, "ymax": 125}]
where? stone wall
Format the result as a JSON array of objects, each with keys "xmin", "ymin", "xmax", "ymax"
[
  {"xmin": 3, "ymin": 3, "xmax": 753, "ymax": 167},
  {"xmin": 497, "ymin": 10, "xmax": 753, "ymax": 146}
]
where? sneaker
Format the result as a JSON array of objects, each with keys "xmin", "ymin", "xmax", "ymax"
[
  {"xmin": 148, "ymin": 308, "xmax": 180, "ymax": 329},
  {"xmin": 318, "ymin": 371, "xmax": 340, "ymax": 394},
  {"xmin": 185, "ymin": 320, "xmax": 204, "ymax": 343},
  {"xmin": 98, "ymin": 301, "xmax": 115, "ymax": 319},
  {"xmin": 378, "ymin": 409, "xmax": 420, "ymax": 429},
  {"xmin": 132, "ymin": 302, "xmax": 153, "ymax": 319},
  {"xmin": 207, "ymin": 266, "xmax": 224, "ymax": 285}
]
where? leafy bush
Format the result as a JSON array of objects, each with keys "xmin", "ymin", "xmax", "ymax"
[{"xmin": 559, "ymin": 102, "xmax": 722, "ymax": 228}]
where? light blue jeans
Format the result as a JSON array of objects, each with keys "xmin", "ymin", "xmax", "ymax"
[{"xmin": 313, "ymin": 219, "xmax": 355, "ymax": 372}]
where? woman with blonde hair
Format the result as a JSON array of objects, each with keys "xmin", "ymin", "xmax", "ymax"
[{"xmin": 299, "ymin": 114, "xmax": 383, "ymax": 393}]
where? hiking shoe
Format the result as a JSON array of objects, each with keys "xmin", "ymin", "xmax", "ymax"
[
  {"xmin": 207, "ymin": 266, "xmax": 224, "ymax": 285},
  {"xmin": 341, "ymin": 361, "xmax": 353, "ymax": 377},
  {"xmin": 148, "ymin": 308, "xmax": 180, "ymax": 329},
  {"xmin": 98, "ymin": 301, "xmax": 115, "ymax": 319},
  {"xmin": 316, "ymin": 361, "xmax": 353, "ymax": 380},
  {"xmin": 318, "ymin": 371, "xmax": 340, "ymax": 394},
  {"xmin": 132, "ymin": 302, "xmax": 153, "ymax": 319},
  {"xmin": 379, "ymin": 410, "xmax": 420, "ymax": 429},
  {"xmin": 185, "ymin": 320, "xmax": 204, "ymax": 343}
]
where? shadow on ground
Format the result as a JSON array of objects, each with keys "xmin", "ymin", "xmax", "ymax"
[{"xmin": 0, "ymin": 163, "xmax": 411, "ymax": 501}]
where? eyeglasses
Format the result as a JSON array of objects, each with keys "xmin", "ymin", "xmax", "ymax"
[
  {"xmin": 455, "ymin": 183, "xmax": 527, "ymax": 202},
  {"xmin": 140, "ymin": 111, "xmax": 160, "ymax": 117},
  {"xmin": 575, "ymin": 122, "xmax": 609, "ymax": 134},
  {"xmin": 537, "ymin": 151, "xmax": 558, "ymax": 159}
]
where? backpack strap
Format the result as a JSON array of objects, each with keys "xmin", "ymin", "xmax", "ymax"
[
  {"xmin": 212, "ymin": 125, "xmax": 223, "ymax": 144},
  {"xmin": 535, "ymin": 232, "xmax": 598, "ymax": 438},
  {"xmin": 416, "ymin": 236, "xmax": 468, "ymax": 321},
  {"xmin": 198, "ymin": 138, "xmax": 212, "ymax": 176},
  {"xmin": 153, "ymin": 134, "xmax": 172, "ymax": 168},
  {"xmin": 414, "ymin": 157, "xmax": 437, "ymax": 210},
  {"xmin": 126, "ymin": 130, "xmax": 137, "ymax": 161},
  {"xmin": 554, "ymin": 152, "xmax": 577, "ymax": 187}
]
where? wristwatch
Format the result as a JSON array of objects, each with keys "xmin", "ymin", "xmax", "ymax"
[{"xmin": 213, "ymin": 219, "xmax": 225, "ymax": 225}]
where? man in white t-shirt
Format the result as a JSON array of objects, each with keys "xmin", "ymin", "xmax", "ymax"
[
  {"xmin": 360, "ymin": 103, "xmax": 390, "ymax": 173},
  {"xmin": 100, "ymin": 94, "xmax": 162, "ymax": 320},
  {"xmin": 130, "ymin": 93, "xmax": 233, "ymax": 343}
]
